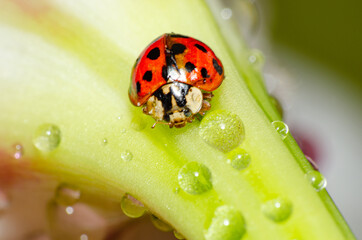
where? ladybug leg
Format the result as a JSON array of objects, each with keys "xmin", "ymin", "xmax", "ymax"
[
  {"xmin": 199, "ymin": 100, "xmax": 211, "ymax": 116},
  {"xmin": 202, "ymin": 92, "xmax": 214, "ymax": 101},
  {"xmin": 152, "ymin": 121, "xmax": 170, "ymax": 128}
]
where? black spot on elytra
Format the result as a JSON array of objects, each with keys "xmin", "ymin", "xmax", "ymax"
[
  {"xmin": 201, "ymin": 68, "xmax": 210, "ymax": 78},
  {"xmin": 171, "ymin": 44, "xmax": 186, "ymax": 55},
  {"xmin": 170, "ymin": 34, "xmax": 189, "ymax": 38},
  {"xmin": 143, "ymin": 71, "xmax": 153, "ymax": 82},
  {"xmin": 136, "ymin": 82, "xmax": 141, "ymax": 93},
  {"xmin": 147, "ymin": 47, "xmax": 160, "ymax": 60},
  {"xmin": 185, "ymin": 62, "xmax": 196, "ymax": 73},
  {"xmin": 162, "ymin": 65, "xmax": 168, "ymax": 81},
  {"xmin": 195, "ymin": 44, "xmax": 207, "ymax": 53},
  {"xmin": 212, "ymin": 58, "xmax": 223, "ymax": 75}
]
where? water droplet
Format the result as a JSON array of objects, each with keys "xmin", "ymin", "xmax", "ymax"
[
  {"xmin": 131, "ymin": 116, "xmax": 147, "ymax": 131},
  {"xmin": 102, "ymin": 138, "xmax": 108, "ymax": 145},
  {"xmin": 13, "ymin": 143, "xmax": 24, "ymax": 159},
  {"xmin": 262, "ymin": 198, "xmax": 292, "ymax": 222},
  {"xmin": 80, "ymin": 234, "xmax": 88, "ymax": 240},
  {"xmin": 305, "ymin": 170, "xmax": 327, "ymax": 191},
  {"xmin": 174, "ymin": 187, "xmax": 180, "ymax": 194},
  {"xmin": 55, "ymin": 183, "xmax": 81, "ymax": 206},
  {"xmin": 271, "ymin": 121, "xmax": 289, "ymax": 140},
  {"xmin": 65, "ymin": 206, "xmax": 74, "ymax": 215},
  {"xmin": 227, "ymin": 148, "xmax": 251, "ymax": 170},
  {"xmin": 248, "ymin": 49, "xmax": 264, "ymax": 69},
  {"xmin": 33, "ymin": 124, "xmax": 61, "ymax": 152},
  {"xmin": 121, "ymin": 150, "xmax": 133, "ymax": 162},
  {"xmin": 173, "ymin": 230, "xmax": 185, "ymax": 239},
  {"xmin": 270, "ymin": 96, "xmax": 284, "ymax": 118},
  {"xmin": 120, "ymin": 194, "xmax": 146, "ymax": 218},
  {"xmin": 199, "ymin": 110, "xmax": 245, "ymax": 152},
  {"xmin": 205, "ymin": 205, "xmax": 246, "ymax": 240},
  {"xmin": 220, "ymin": 8, "xmax": 233, "ymax": 20},
  {"xmin": 150, "ymin": 214, "xmax": 172, "ymax": 232},
  {"xmin": 178, "ymin": 162, "xmax": 212, "ymax": 195}
]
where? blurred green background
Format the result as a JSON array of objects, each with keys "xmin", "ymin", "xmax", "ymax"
[{"xmin": 268, "ymin": 0, "xmax": 362, "ymax": 89}]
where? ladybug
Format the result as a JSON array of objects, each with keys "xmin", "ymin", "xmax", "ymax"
[{"xmin": 129, "ymin": 33, "xmax": 224, "ymax": 128}]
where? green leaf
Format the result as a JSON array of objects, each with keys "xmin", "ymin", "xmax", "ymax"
[{"xmin": 0, "ymin": 0, "xmax": 354, "ymax": 239}]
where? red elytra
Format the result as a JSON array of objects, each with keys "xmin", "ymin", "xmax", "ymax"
[{"xmin": 129, "ymin": 33, "xmax": 224, "ymax": 106}]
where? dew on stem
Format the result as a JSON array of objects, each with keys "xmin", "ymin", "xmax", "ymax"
[
  {"xmin": 121, "ymin": 150, "xmax": 133, "ymax": 162},
  {"xmin": 150, "ymin": 214, "xmax": 173, "ymax": 232},
  {"xmin": 248, "ymin": 49, "xmax": 264, "ymax": 69},
  {"xmin": 227, "ymin": 148, "xmax": 251, "ymax": 170},
  {"xmin": 205, "ymin": 205, "xmax": 246, "ymax": 240},
  {"xmin": 262, "ymin": 197, "xmax": 292, "ymax": 222},
  {"xmin": 305, "ymin": 170, "xmax": 327, "ymax": 191},
  {"xmin": 178, "ymin": 162, "xmax": 212, "ymax": 195},
  {"xmin": 33, "ymin": 124, "xmax": 61, "ymax": 152},
  {"xmin": 120, "ymin": 194, "xmax": 146, "ymax": 218},
  {"xmin": 199, "ymin": 110, "xmax": 245, "ymax": 152},
  {"xmin": 271, "ymin": 121, "xmax": 289, "ymax": 140}
]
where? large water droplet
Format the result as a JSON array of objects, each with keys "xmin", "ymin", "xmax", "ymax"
[
  {"xmin": 271, "ymin": 121, "xmax": 289, "ymax": 140},
  {"xmin": 150, "ymin": 214, "xmax": 172, "ymax": 232},
  {"xmin": 262, "ymin": 198, "xmax": 292, "ymax": 222},
  {"xmin": 173, "ymin": 230, "xmax": 185, "ymax": 239},
  {"xmin": 33, "ymin": 124, "xmax": 61, "ymax": 152},
  {"xmin": 121, "ymin": 150, "xmax": 133, "ymax": 162},
  {"xmin": 248, "ymin": 49, "xmax": 264, "ymax": 69},
  {"xmin": 305, "ymin": 170, "xmax": 327, "ymax": 191},
  {"xmin": 178, "ymin": 162, "xmax": 212, "ymax": 195},
  {"xmin": 220, "ymin": 8, "xmax": 233, "ymax": 20},
  {"xmin": 131, "ymin": 116, "xmax": 147, "ymax": 131},
  {"xmin": 120, "ymin": 194, "xmax": 146, "ymax": 218},
  {"xmin": 13, "ymin": 143, "xmax": 24, "ymax": 159},
  {"xmin": 55, "ymin": 183, "xmax": 81, "ymax": 206},
  {"xmin": 205, "ymin": 205, "xmax": 246, "ymax": 240},
  {"xmin": 199, "ymin": 110, "xmax": 245, "ymax": 152},
  {"xmin": 227, "ymin": 148, "xmax": 251, "ymax": 170}
]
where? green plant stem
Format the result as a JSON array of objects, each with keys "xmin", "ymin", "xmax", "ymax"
[{"xmin": 0, "ymin": 0, "xmax": 354, "ymax": 239}]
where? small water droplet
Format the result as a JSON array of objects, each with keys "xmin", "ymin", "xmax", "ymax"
[
  {"xmin": 80, "ymin": 234, "xmax": 88, "ymax": 240},
  {"xmin": 305, "ymin": 170, "xmax": 327, "ymax": 191},
  {"xmin": 227, "ymin": 149, "xmax": 251, "ymax": 170},
  {"xmin": 248, "ymin": 49, "xmax": 264, "ymax": 69},
  {"xmin": 205, "ymin": 205, "xmax": 246, "ymax": 240},
  {"xmin": 120, "ymin": 194, "xmax": 146, "ymax": 218},
  {"xmin": 262, "ymin": 198, "xmax": 292, "ymax": 222},
  {"xmin": 220, "ymin": 8, "xmax": 233, "ymax": 20},
  {"xmin": 13, "ymin": 143, "xmax": 24, "ymax": 159},
  {"xmin": 131, "ymin": 116, "xmax": 147, "ymax": 131},
  {"xmin": 174, "ymin": 187, "xmax": 180, "ymax": 194},
  {"xmin": 102, "ymin": 138, "xmax": 108, "ymax": 145},
  {"xmin": 33, "ymin": 124, "xmax": 61, "ymax": 152},
  {"xmin": 150, "ymin": 215, "xmax": 172, "ymax": 232},
  {"xmin": 117, "ymin": 116, "xmax": 122, "ymax": 120},
  {"xmin": 173, "ymin": 230, "xmax": 185, "ymax": 239},
  {"xmin": 178, "ymin": 162, "xmax": 212, "ymax": 195},
  {"xmin": 271, "ymin": 121, "xmax": 289, "ymax": 140},
  {"xmin": 121, "ymin": 150, "xmax": 133, "ymax": 162},
  {"xmin": 55, "ymin": 183, "xmax": 81, "ymax": 206},
  {"xmin": 65, "ymin": 206, "xmax": 74, "ymax": 215},
  {"xmin": 199, "ymin": 110, "xmax": 245, "ymax": 152}
]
